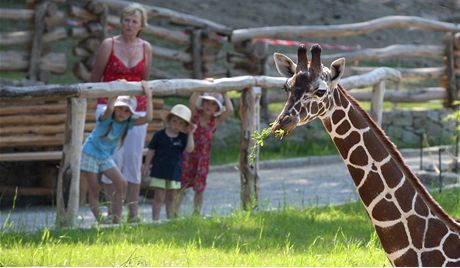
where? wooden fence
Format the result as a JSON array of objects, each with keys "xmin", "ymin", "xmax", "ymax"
[
  {"xmin": 0, "ymin": 68, "xmax": 400, "ymax": 227},
  {"xmin": 230, "ymin": 16, "xmax": 460, "ymax": 114}
]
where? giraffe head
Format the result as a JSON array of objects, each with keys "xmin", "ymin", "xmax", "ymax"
[{"xmin": 271, "ymin": 44, "xmax": 345, "ymax": 137}]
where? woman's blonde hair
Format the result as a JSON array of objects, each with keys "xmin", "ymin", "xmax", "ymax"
[{"xmin": 121, "ymin": 3, "xmax": 148, "ymax": 29}]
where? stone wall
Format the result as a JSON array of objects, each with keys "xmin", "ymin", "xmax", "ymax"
[{"xmin": 382, "ymin": 108, "xmax": 457, "ymax": 147}]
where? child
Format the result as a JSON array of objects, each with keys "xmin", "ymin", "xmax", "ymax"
[
  {"xmin": 143, "ymin": 104, "xmax": 196, "ymax": 221},
  {"xmin": 177, "ymin": 91, "xmax": 234, "ymax": 215},
  {"xmin": 80, "ymin": 81, "xmax": 153, "ymax": 224}
]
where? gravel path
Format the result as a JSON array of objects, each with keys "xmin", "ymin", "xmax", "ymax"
[{"xmin": 1, "ymin": 148, "xmax": 457, "ymax": 233}]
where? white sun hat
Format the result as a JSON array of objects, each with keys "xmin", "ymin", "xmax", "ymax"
[
  {"xmin": 114, "ymin": 96, "xmax": 138, "ymax": 115},
  {"xmin": 166, "ymin": 104, "xmax": 192, "ymax": 124},
  {"xmin": 195, "ymin": 92, "xmax": 226, "ymax": 116}
]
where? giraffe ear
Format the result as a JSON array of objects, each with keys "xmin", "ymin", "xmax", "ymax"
[
  {"xmin": 330, "ymin": 57, "xmax": 345, "ymax": 88},
  {"xmin": 274, "ymin": 52, "xmax": 297, "ymax": 78}
]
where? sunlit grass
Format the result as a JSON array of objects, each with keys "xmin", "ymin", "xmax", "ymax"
[{"xmin": 1, "ymin": 188, "xmax": 458, "ymax": 266}]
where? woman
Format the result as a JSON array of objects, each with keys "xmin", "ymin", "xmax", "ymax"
[{"xmin": 90, "ymin": 3, "xmax": 152, "ymax": 223}]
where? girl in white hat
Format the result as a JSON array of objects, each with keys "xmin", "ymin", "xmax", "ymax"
[
  {"xmin": 177, "ymin": 90, "xmax": 234, "ymax": 216},
  {"xmin": 143, "ymin": 104, "xmax": 196, "ymax": 221},
  {"xmin": 81, "ymin": 81, "xmax": 153, "ymax": 224}
]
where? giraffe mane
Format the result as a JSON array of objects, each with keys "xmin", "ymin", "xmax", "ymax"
[{"xmin": 337, "ymin": 84, "xmax": 460, "ymax": 232}]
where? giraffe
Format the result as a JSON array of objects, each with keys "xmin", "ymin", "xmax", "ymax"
[{"xmin": 271, "ymin": 44, "xmax": 460, "ymax": 267}]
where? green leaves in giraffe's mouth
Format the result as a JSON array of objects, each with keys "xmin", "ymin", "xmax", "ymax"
[{"xmin": 248, "ymin": 126, "xmax": 286, "ymax": 164}]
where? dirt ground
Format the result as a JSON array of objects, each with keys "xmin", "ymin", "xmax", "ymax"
[{"xmin": 141, "ymin": 0, "xmax": 460, "ymax": 48}]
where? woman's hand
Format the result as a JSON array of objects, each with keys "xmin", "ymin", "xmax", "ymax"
[{"xmin": 141, "ymin": 81, "xmax": 152, "ymax": 97}]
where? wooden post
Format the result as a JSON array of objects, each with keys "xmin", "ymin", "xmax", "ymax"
[
  {"xmin": 370, "ymin": 80, "xmax": 385, "ymax": 126},
  {"xmin": 444, "ymin": 33, "xmax": 457, "ymax": 107},
  {"xmin": 191, "ymin": 28, "xmax": 203, "ymax": 79},
  {"xmin": 254, "ymin": 41, "xmax": 270, "ymax": 122},
  {"xmin": 239, "ymin": 87, "xmax": 261, "ymax": 210},
  {"xmin": 56, "ymin": 97, "xmax": 87, "ymax": 228},
  {"xmin": 28, "ymin": 2, "xmax": 48, "ymax": 81}
]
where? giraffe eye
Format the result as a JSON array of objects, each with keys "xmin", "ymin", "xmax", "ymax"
[{"xmin": 315, "ymin": 89, "xmax": 327, "ymax": 97}]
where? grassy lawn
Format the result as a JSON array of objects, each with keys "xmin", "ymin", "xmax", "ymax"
[{"xmin": 1, "ymin": 188, "xmax": 458, "ymax": 266}]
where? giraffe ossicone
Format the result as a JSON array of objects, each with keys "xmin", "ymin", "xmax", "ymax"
[{"xmin": 271, "ymin": 44, "xmax": 460, "ymax": 267}]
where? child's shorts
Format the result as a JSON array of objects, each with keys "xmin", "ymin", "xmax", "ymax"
[
  {"xmin": 150, "ymin": 177, "xmax": 181, "ymax": 190},
  {"xmin": 80, "ymin": 153, "xmax": 116, "ymax": 174}
]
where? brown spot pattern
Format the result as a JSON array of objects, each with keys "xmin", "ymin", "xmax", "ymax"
[
  {"xmin": 336, "ymin": 120, "xmax": 351, "ymax": 135},
  {"xmin": 363, "ymin": 130, "xmax": 388, "ymax": 162},
  {"xmin": 443, "ymin": 233, "xmax": 460, "ymax": 259},
  {"xmin": 349, "ymin": 146, "xmax": 368, "ymax": 166},
  {"xmin": 372, "ymin": 198, "xmax": 401, "ymax": 221},
  {"xmin": 380, "ymin": 158, "xmax": 403, "ymax": 189},
  {"xmin": 348, "ymin": 108, "xmax": 368, "ymax": 129},
  {"xmin": 421, "ymin": 250, "xmax": 445, "ymax": 266},
  {"xmin": 347, "ymin": 165, "xmax": 365, "ymax": 186},
  {"xmin": 424, "ymin": 218, "xmax": 448, "ymax": 248},
  {"xmin": 394, "ymin": 181, "xmax": 416, "ymax": 212},
  {"xmin": 332, "ymin": 109, "xmax": 345, "ymax": 125},
  {"xmin": 414, "ymin": 195, "xmax": 429, "ymax": 217},
  {"xmin": 393, "ymin": 248, "xmax": 419, "ymax": 267},
  {"xmin": 333, "ymin": 131, "xmax": 360, "ymax": 160},
  {"xmin": 310, "ymin": 102, "xmax": 318, "ymax": 114},
  {"xmin": 407, "ymin": 215, "xmax": 427, "ymax": 249},
  {"xmin": 359, "ymin": 171, "xmax": 384, "ymax": 207},
  {"xmin": 376, "ymin": 222, "xmax": 409, "ymax": 254}
]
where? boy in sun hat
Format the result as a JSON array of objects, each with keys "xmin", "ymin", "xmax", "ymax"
[
  {"xmin": 176, "ymin": 89, "xmax": 234, "ymax": 216},
  {"xmin": 143, "ymin": 104, "xmax": 196, "ymax": 221},
  {"xmin": 81, "ymin": 81, "xmax": 153, "ymax": 224}
]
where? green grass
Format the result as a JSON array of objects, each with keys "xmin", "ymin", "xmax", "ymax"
[{"xmin": 1, "ymin": 187, "xmax": 458, "ymax": 266}]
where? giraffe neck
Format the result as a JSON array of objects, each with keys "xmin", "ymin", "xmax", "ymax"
[{"xmin": 319, "ymin": 85, "xmax": 460, "ymax": 266}]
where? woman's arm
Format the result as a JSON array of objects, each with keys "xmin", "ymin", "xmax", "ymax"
[
  {"xmin": 100, "ymin": 96, "xmax": 116, "ymax": 121},
  {"xmin": 142, "ymin": 149, "xmax": 155, "ymax": 176},
  {"xmin": 142, "ymin": 40, "xmax": 152, "ymax": 80},
  {"xmin": 216, "ymin": 93, "xmax": 234, "ymax": 124},
  {"xmin": 90, "ymin": 38, "xmax": 113, "ymax": 82},
  {"xmin": 135, "ymin": 81, "xmax": 153, "ymax": 125}
]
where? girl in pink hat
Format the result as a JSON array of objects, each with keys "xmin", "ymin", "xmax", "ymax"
[{"xmin": 177, "ymin": 90, "xmax": 234, "ymax": 216}]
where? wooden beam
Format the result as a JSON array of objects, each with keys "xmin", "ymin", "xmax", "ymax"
[
  {"xmin": 239, "ymin": 87, "xmax": 261, "ymax": 210},
  {"xmin": 232, "ymin": 15, "xmax": 460, "ymax": 42},
  {"xmin": 56, "ymin": 98, "xmax": 86, "ymax": 228}
]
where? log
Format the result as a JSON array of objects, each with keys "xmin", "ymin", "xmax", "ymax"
[
  {"xmin": 0, "ymin": 8, "xmax": 34, "ymax": 20},
  {"xmin": 349, "ymin": 66, "xmax": 446, "ymax": 81},
  {"xmin": 56, "ymin": 98, "xmax": 87, "ymax": 228},
  {"xmin": 0, "ymin": 186, "xmax": 55, "ymax": 196},
  {"xmin": 28, "ymin": 2, "xmax": 48, "ymax": 81},
  {"xmin": 0, "ymin": 102, "xmax": 66, "ymax": 116},
  {"xmin": 98, "ymin": 0, "xmax": 232, "ymax": 35},
  {"xmin": 0, "ymin": 51, "xmax": 66, "ymax": 73},
  {"xmin": 191, "ymin": 29, "xmax": 203, "ymax": 79},
  {"xmin": 0, "ymin": 28, "xmax": 67, "ymax": 46},
  {"xmin": 0, "ymin": 68, "xmax": 400, "ymax": 99},
  {"xmin": 69, "ymin": 5, "xmax": 97, "ymax": 21},
  {"xmin": 107, "ymin": 15, "xmax": 189, "ymax": 46},
  {"xmin": 86, "ymin": 22, "xmax": 104, "ymax": 37},
  {"xmin": 267, "ymin": 44, "xmax": 445, "ymax": 69},
  {"xmin": 232, "ymin": 15, "xmax": 460, "ymax": 42},
  {"xmin": 73, "ymin": 46, "xmax": 91, "ymax": 58},
  {"xmin": 78, "ymin": 37, "xmax": 101, "ymax": 52},
  {"xmin": 153, "ymin": 45, "xmax": 191, "ymax": 63},
  {"xmin": 370, "ymin": 81, "xmax": 385, "ymax": 125},
  {"xmin": 73, "ymin": 61, "xmax": 92, "ymax": 82},
  {"xmin": 239, "ymin": 87, "xmax": 261, "ymax": 210},
  {"xmin": 0, "ymin": 123, "xmax": 95, "ymax": 136},
  {"xmin": 69, "ymin": 27, "xmax": 91, "ymax": 39},
  {"xmin": 454, "ymin": 32, "xmax": 460, "ymax": 50},
  {"xmin": 0, "ymin": 134, "xmax": 66, "ymax": 147}
]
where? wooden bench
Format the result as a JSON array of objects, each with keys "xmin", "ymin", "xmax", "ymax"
[{"xmin": 0, "ymin": 97, "xmax": 167, "ymax": 199}]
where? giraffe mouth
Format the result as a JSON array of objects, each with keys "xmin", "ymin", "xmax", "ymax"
[{"xmin": 271, "ymin": 115, "xmax": 299, "ymax": 138}]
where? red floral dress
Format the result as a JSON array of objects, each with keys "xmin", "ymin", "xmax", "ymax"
[
  {"xmin": 96, "ymin": 37, "xmax": 147, "ymax": 111},
  {"xmin": 181, "ymin": 113, "xmax": 217, "ymax": 193}
]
